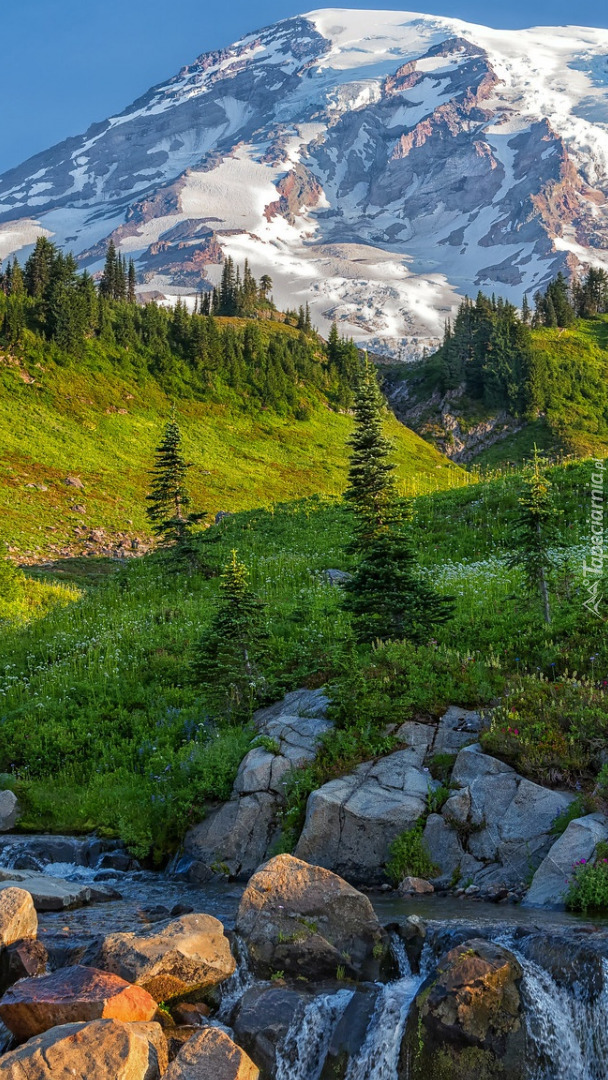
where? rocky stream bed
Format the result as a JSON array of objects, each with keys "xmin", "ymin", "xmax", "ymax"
[{"xmin": 0, "ymin": 832, "xmax": 607, "ymax": 1079}]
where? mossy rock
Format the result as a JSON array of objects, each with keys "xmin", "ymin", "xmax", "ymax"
[{"xmin": 399, "ymin": 938, "xmax": 526, "ymax": 1080}]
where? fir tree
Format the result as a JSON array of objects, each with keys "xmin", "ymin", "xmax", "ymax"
[
  {"xmin": 100, "ymin": 241, "xmax": 117, "ymax": 299},
  {"xmin": 191, "ymin": 550, "xmax": 268, "ymax": 721},
  {"xmin": 146, "ymin": 417, "xmax": 204, "ymax": 547},
  {"xmin": 507, "ymin": 447, "xmax": 559, "ymax": 624},
  {"xmin": 342, "ymin": 359, "xmax": 453, "ymax": 643},
  {"xmin": 344, "ymin": 358, "xmax": 397, "ymax": 550},
  {"xmin": 127, "ymin": 259, "xmax": 137, "ymax": 304}
]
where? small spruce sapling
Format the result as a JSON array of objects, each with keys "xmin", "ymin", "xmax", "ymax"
[
  {"xmin": 191, "ymin": 551, "xmax": 269, "ymax": 722},
  {"xmin": 507, "ymin": 446, "xmax": 560, "ymax": 624}
]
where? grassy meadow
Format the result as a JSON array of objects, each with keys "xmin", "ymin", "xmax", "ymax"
[{"xmin": 0, "ymin": 458, "xmax": 605, "ymax": 862}]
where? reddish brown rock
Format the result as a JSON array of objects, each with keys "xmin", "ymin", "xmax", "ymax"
[
  {"xmin": 0, "ymin": 965, "xmax": 157, "ymax": 1042},
  {"xmin": 165, "ymin": 1027, "xmax": 259, "ymax": 1079},
  {"xmin": 0, "ymin": 1018, "xmax": 167, "ymax": 1079},
  {"xmin": 0, "ymin": 888, "xmax": 37, "ymax": 947}
]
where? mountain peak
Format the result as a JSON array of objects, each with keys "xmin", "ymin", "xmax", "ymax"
[{"xmin": 2, "ymin": 9, "xmax": 608, "ymax": 356}]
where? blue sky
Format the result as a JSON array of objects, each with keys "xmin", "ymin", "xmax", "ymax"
[{"xmin": 2, "ymin": 0, "xmax": 608, "ymax": 173}]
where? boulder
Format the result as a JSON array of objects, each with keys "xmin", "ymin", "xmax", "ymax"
[
  {"xmin": 397, "ymin": 876, "xmax": 434, "ymax": 896},
  {"xmin": 0, "ymin": 870, "xmax": 91, "ymax": 911},
  {"xmin": 96, "ymin": 914, "xmax": 236, "ymax": 1002},
  {"xmin": 394, "ymin": 721, "xmax": 435, "ymax": 765},
  {"xmin": 401, "ymin": 939, "xmax": 525, "ymax": 1080},
  {"xmin": 184, "ymin": 793, "xmax": 281, "ymax": 880},
  {"xmin": 164, "ymin": 1027, "xmax": 259, "ymax": 1079},
  {"xmin": 439, "ymin": 746, "xmax": 577, "ymax": 888},
  {"xmin": 0, "ymin": 939, "xmax": 48, "ymax": 995},
  {"xmin": 324, "ymin": 569, "xmax": 352, "ymax": 586},
  {"xmin": 524, "ymin": 814, "xmax": 608, "ymax": 908},
  {"xmin": 0, "ymin": 1019, "xmax": 167, "ymax": 1079},
  {"xmin": 0, "ymin": 965, "xmax": 158, "ymax": 1042},
  {"xmin": 0, "ymin": 793, "xmax": 18, "ymax": 833},
  {"xmin": 235, "ymin": 854, "xmax": 390, "ymax": 981},
  {"xmin": 184, "ymin": 690, "xmax": 332, "ymax": 878},
  {"xmin": 0, "ymin": 888, "xmax": 37, "ymax": 947},
  {"xmin": 232, "ymin": 985, "xmax": 308, "ymax": 1075},
  {"xmin": 294, "ymin": 751, "xmax": 433, "ymax": 883}
]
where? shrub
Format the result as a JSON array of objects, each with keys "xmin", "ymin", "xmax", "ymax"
[
  {"xmin": 385, "ymin": 823, "xmax": 438, "ymax": 885},
  {"xmin": 550, "ymin": 794, "xmax": 591, "ymax": 836},
  {"xmin": 564, "ymin": 850, "xmax": 608, "ymax": 913},
  {"xmin": 428, "ymin": 753, "xmax": 457, "ymax": 783},
  {"xmin": 482, "ymin": 674, "xmax": 608, "ymax": 789}
]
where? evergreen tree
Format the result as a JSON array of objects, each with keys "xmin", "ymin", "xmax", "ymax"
[
  {"xmin": 521, "ymin": 294, "xmax": 531, "ymax": 325},
  {"xmin": 100, "ymin": 241, "xmax": 117, "ymax": 299},
  {"xmin": 191, "ymin": 550, "xmax": 268, "ymax": 721},
  {"xmin": 344, "ymin": 358, "xmax": 397, "ymax": 551},
  {"xmin": 342, "ymin": 359, "xmax": 453, "ymax": 643},
  {"xmin": 127, "ymin": 259, "xmax": 137, "ymax": 304},
  {"xmin": 146, "ymin": 417, "xmax": 204, "ymax": 547},
  {"xmin": 507, "ymin": 447, "xmax": 559, "ymax": 624},
  {"xmin": 259, "ymin": 274, "xmax": 273, "ymax": 301}
]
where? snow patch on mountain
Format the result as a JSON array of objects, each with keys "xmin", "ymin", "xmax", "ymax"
[{"xmin": 1, "ymin": 9, "xmax": 608, "ymax": 354}]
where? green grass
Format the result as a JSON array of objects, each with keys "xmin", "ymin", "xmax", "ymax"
[
  {"xmin": 0, "ymin": 329, "xmax": 462, "ymax": 553},
  {"xmin": 0, "ymin": 455, "xmax": 605, "ymax": 858}
]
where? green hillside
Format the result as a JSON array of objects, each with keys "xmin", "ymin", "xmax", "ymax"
[
  {"xmin": 385, "ymin": 305, "xmax": 608, "ymax": 466},
  {"xmin": 0, "ymin": 324, "xmax": 462, "ymax": 556}
]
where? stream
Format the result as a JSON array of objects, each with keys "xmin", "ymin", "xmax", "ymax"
[{"xmin": 1, "ymin": 833, "xmax": 608, "ymax": 1078}]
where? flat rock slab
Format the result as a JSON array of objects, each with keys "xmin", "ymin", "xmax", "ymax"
[
  {"xmin": 165, "ymin": 1026, "xmax": 259, "ymax": 1080},
  {"xmin": 0, "ymin": 871, "xmax": 91, "ymax": 911},
  {"xmin": 96, "ymin": 914, "xmax": 236, "ymax": 1002},
  {"xmin": 0, "ymin": 887, "xmax": 37, "ymax": 946},
  {"xmin": 0, "ymin": 964, "xmax": 158, "ymax": 1042},
  {"xmin": 0, "ymin": 1019, "xmax": 167, "ymax": 1079}
]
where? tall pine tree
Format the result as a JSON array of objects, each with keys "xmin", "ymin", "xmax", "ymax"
[
  {"xmin": 342, "ymin": 359, "xmax": 453, "ymax": 643},
  {"xmin": 146, "ymin": 417, "xmax": 204, "ymax": 547}
]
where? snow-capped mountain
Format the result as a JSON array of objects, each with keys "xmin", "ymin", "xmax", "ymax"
[{"xmin": 2, "ymin": 9, "xmax": 608, "ymax": 355}]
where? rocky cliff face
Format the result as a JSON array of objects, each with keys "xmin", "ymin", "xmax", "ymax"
[{"xmin": 2, "ymin": 10, "xmax": 608, "ymax": 354}]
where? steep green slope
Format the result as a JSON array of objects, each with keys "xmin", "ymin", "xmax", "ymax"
[
  {"xmin": 385, "ymin": 315, "xmax": 608, "ymax": 466},
  {"xmin": 0, "ymin": 325, "xmax": 462, "ymax": 554}
]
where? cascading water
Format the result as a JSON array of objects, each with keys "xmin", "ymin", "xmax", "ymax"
[
  {"xmin": 343, "ymin": 935, "xmax": 426, "ymax": 1080},
  {"xmin": 514, "ymin": 950, "xmax": 608, "ymax": 1080},
  {"xmin": 217, "ymin": 935, "xmax": 256, "ymax": 1022},
  {"xmin": 274, "ymin": 989, "xmax": 355, "ymax": 1080}
]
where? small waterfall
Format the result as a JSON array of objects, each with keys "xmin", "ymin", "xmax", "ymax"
[
  {"xmin": 518, "ymin": 954, "xmax": 608, "ymax": 1080},
  {"xmin": 343, "ymin": 935, "xmax": 426, "ymax": 1080},
  {"xmin": 218, "ymin": 935, "xmax": 256, "ymax": 1022},
  {"xmin": 274, "ymin": 989, "xmax": 355, "ymax": 1080}
]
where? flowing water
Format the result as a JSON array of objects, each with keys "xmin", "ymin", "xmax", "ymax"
[
  {"xmin": 274, "ymin": 989, "xmax": 355, "ymax": 1080},
  {"xmin": 2, "ymin": 834, "xmax": 608, "ymax": 1078},
  {"xmin": 342, "ymin": 937, "xmax": 427, "ymax": 1080}
]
